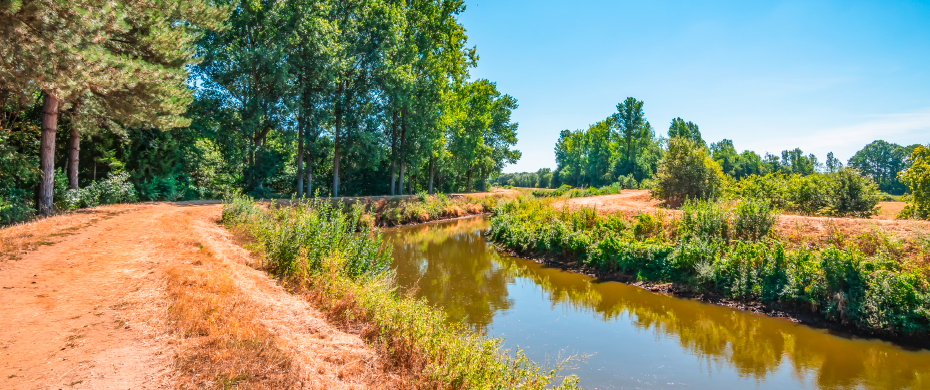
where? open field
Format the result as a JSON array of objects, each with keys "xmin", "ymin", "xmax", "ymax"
[
  {"xmin": 555, "ymin": 190, "xmax": 930, "ymax": 244},
  {"xmin": 0, "ymin": 203, "xmax": 404, "ymax": 389}
]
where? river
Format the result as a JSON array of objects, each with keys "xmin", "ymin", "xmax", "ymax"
[{"xmin": 383, "ymin": 216, "xmax": 930, "ymax": 390}]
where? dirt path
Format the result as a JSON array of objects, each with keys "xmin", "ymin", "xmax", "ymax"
[
  {"xmin": 0, "ymin": 203, "xmax": 399, "ymax": 390},
  {"xmin": 557, "ymin": 190, "xmax": 930, "ymax": 241}
]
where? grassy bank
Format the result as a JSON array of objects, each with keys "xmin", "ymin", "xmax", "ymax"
[
  {"xmin": 222, "ymin": 195, "xmax": 581, "ymax": 389},
  {"xmin": 366, "ymin": 193, "xmax": 503, "ymax": 226},
  {"xmin": 488, "ymin": 197, "xmax": 930, "ymax": 338}
]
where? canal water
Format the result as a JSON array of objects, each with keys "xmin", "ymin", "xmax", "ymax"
[{"xmin": 384, "ymin": 216, "xmax": 930, "ymax": 390}]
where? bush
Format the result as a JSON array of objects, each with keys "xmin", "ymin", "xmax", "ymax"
[
  {"xmin": 725, "ymin": 170, "xmax": 881, "ymax": 218},
  {"xmin": 61, "ymin": 172, "xmax": 139, "ymax": 211},
  {"xmin": 733, "ymin": 198, "xmax": 778, "ymax": 241},
  {"xmin": 488, "ymin": 197, "xmax": 930, "ymax": 336},
  {"xmin": 827, "ymin": 168, "xmax": 881, "ymax": 217},
  {"xmin": 899, "ymin": 144, "xmax": 930, "ymax": 220},
  {"xmin": 680, "ymin": 199, "xmax": 730, "ymax": 242},
  {"xmin": 652, "ymin": 137, "xmax": 725, "ymax": 207}
]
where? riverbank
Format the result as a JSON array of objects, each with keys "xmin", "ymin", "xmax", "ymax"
[
  {"xmin": 222, "ymin": 195, "xmax": 582, "ymax": 389},
  {"xmin": 487, "ymin": 197, "xmax": 930, "ymax": 344}
]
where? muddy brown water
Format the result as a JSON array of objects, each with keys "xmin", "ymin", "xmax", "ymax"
[{"xmin": 384, "ymin": 216, "xmax": 930, "ymax": 390}]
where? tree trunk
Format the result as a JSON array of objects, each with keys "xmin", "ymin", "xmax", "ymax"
[
  {"xmin": 390, "ymin": 111, "xmax": 398, "ymax": 196},
  {"xmin": 68, "ymin": 125, "xmax": 80, "ymax": 189},
  {"xmin": 297, "ymin": 112, "xmax": 304, "ymax": 197},
  {"xmin": 398, "ymin": 163, "xmax": 405, "ymax": 196},
  {"xmin": 38, "ymin": 92, "xmax": 60, "ymax": 216},
  {"xmin": 466, "ymin": 170, "xmax": 473, "ymax": 192},
  {"xmin": 398, "ymin": 108, "xmax": 408, "ymax": 195},
  {"xmin": 428, "ymin": 157, "xmax": 435, "ymax": 195},
  {"xmin": 332, "ymin": 83, "xmax": 344, "ymax": 198},
  {"xmin": 307, "ymin": 170, "xmax": 312, "ymax": 196}
]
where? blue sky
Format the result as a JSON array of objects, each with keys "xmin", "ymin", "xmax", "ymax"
[{"xmin": 458, "ymin": 1, "xmax": 930, "ymax": 173}]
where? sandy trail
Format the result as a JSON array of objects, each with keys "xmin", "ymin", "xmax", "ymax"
[
  {"xmin": 0, "ymin": 203, "xmax": 396, "ymax": 390},
  {"xmin": 557, "ymin": 190, "xmax": 930, "ymax": 241}
]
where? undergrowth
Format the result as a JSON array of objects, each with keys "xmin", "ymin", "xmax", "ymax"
[
  {"xmin": 489, "ymin": 197, "xmax": 930, "ymax": 337},
  {"xmin": 365, "ymin": 192, "xmax": 502, "ymax": 226},
  {"xmin": 223, "ymin": 195, "xmax": 582, "ymax": 389}
]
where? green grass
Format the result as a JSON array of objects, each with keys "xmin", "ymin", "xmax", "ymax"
[
  {"xmin": 223, "ymin": 195, "xmax": 581, "ymax": 389},
  {"xmin": 488, "ymin": 197, "xmax": 930, "ymax": 337}
]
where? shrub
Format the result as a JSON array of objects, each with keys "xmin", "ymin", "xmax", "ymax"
[
  {"xmin": 733, "ymin": 198, "xmax": 778, "ymax": 241},
  {"xmin": 488, "ymin": 197, "xmax": 930, "ymax": 336},
  {"xmin": 60, "ymin": 172, "xmax": 139, "ymax": 211},
  {"xmin": 680, "ymin": 199, "xmax": 730, "ymax": 242},
  {"xmin": 652, "ymin": 137, "xmax": 725, "ymax": 206},
  {"xmin": 725, "ymin": 170, "xmax": 881, "ymax": 218},
  {"xmin": 827, "ymin": 168, "xmax": 881, "ymax": 217},
  {"xmin": 899, "ymin": 144, "xmax": 930, "ymax": 220}
]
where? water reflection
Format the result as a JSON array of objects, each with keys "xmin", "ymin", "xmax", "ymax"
[{"xmin": 385, "ymin": 216, "xmax": 930, "ymax": 389}]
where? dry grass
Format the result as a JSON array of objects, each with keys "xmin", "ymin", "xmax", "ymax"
[{"xmin": 166, "ymin": 245, "xmax": 301, "ymax": 389}]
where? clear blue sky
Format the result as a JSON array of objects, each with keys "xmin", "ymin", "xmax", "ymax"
[{"xmin": 458, "ymin": 1, "xmax": 930, "ymax": 173}]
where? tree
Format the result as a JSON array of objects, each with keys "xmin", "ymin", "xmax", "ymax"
[
  {"xmin": 709, "ymin": 139, "xmax": 739, "ymax": 176},
  {"xmin": 825, "ymin": 152, "xmax": 844, "ymax": 172},
  {"xmin": 848, "ymin": 140, "xmax": 911, "ymax": 195},
  {"xmin": 652, "ymin": 137, "xmax": 725, "ymax": 206},
  {"xmin": 668, "ymin": 117, "xmax": 704, "ymax": 147},
  {"xmin": 613, "ymin": 97, "xmax": 646, "ymax": 174},
  {"xmin": 2, "ymin": 0, "xmax": 227, "ymax": 214},
  {"xmin": 899, "ymin": 145, "xmax": 930, "ymax": 220}
]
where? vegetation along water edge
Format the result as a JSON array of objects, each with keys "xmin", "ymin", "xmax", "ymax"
[
  {"xmin": 222, "ymin": 194, "xmax": 583, "ymax": 389},
  {"xmin": 487, "ymin": 196, "xmax": 930, "ymax": 346}
]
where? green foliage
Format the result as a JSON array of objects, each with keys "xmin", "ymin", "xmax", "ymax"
[
  {"xmin": 732, "ymin": 198, "xmax": 778, "ymax": 241},
  {"xmin": 680, "ymin": 199, "xmax": 730, "ymax": 242},
  {"xmin": 59, "ymin": 172, "xmax": 139, "ymax": 211},
  {"xmin": 725, "ymin": 170, "xmax": 880, "ymax": 217},
  {"xmin": 848, "ymin": 140, "xmax": 916, "ymax": 195},
  {"xmin": 489, "ymin": 197, "xmax": 930, "ymax": 336},
  {"xmin": 652, "ymin": 137, "xmax": 725, "ymax": 206},
  {"xmin": 222, "ymin": 195, "xmax": 581, "ymax": 389},
  {"xmin": 899, "ymin": 145, "xmax": 930, "ymax": 220},
  {"xmin": 373, "ymin": 194, "xmax": 499, "ymax": 226},
  {"xmin": 668, "ymin": 118, "xmax": 704, "ymax": 147}
]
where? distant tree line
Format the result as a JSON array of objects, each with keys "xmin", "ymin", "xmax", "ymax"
[
  {"xmin": 1, "ymin": 0, "xmax": 522, "ymax": 224},
  {"xmin": 493, "ymin": 97, "xmax": 920, "ymax": 197}
]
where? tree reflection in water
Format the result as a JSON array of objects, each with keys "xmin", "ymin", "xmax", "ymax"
[{"xmin": 387, "ymin": 216, "xmax": 930, "ymax": 390}]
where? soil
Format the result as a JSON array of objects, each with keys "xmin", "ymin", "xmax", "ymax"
[{"xmin": 0, "ymin": 203, "xmax": 400, "ymax": 390}]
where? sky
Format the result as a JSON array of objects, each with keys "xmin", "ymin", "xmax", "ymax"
[{"xmin": 457, "ymin": 0, "xmax": 930, "ymax": 173}]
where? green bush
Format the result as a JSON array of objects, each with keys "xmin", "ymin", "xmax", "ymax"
[
  {"xmin": 223, "ymin": 195, "xmax": 581, "ymax": 389},
  {"xmin": 652, "ymin": 137, "xmax": 725, "ymax": 206},
  {"xmin": 733, "ymin": 198, "xmax": 778, "ymax": 241},
  {"xmin": 899, "ymin": 144, "xmax": 930, "ymax": 220},
  {"xmin": 60, "ymin": 172, "xmax": 139, "ymax": 211},
  {"xmin": 488, "ymin": 197, "xmax": 930, "ymax": 336},
  {"xmin": 725, "ymin": 169, "xmax": 881, "ymax": 217},
  {"xmin": 680, "ymin": 199, "xmax": 730, "ymax": 242}
]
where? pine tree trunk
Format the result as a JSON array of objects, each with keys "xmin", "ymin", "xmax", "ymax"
[
  {"xmin": 38, "ymin": 92, "xmax": 60, "ymax": 216},
  {"xmin": 297, "ymin": 113, "xmax": 304, "ymax": 197},
  {"xmin": 68, "ymin": 126, "xmax": 80, "ymax": 189}
]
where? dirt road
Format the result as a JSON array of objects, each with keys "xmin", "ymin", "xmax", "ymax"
[{"xmin": 0, "ymin": 203, "xmax": 398, "ymax": 390}]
